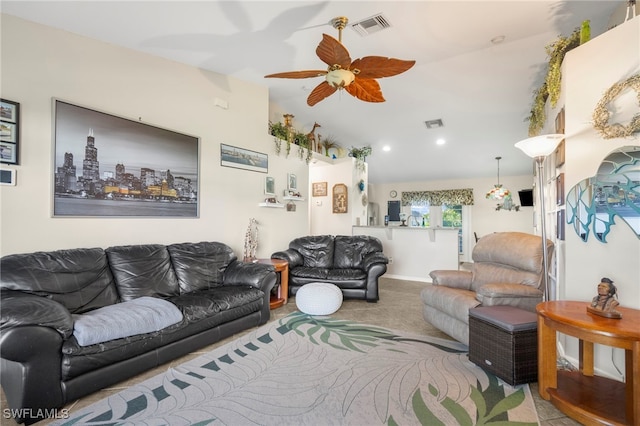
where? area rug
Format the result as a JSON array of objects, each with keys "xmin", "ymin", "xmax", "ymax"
[{"xmin": 54, "ymin": 312, "xmax": 539, "ymax": 425}]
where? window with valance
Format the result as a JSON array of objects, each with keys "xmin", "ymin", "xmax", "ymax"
[{"xmin": 401, "ymin": 188, "xmax": 474, "ymax": 206}]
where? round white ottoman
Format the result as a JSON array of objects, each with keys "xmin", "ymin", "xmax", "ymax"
[{"xmin": 296, "ymin": 282, "xmax": 343, "ymax": 315}]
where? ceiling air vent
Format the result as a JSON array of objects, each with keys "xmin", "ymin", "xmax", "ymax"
[
  {"xmin": 425, "ymin": 119, "xmax": 444, "ymax": 129},
  {"xmin": 350, "ymin": 14, "xmax": 391, "ymax": 37}
]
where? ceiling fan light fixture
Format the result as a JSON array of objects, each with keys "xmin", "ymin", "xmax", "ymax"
[
  {"xmin": 326, "ymin": 69, "xmax": 355, "ymax": 88},
  {"xmin": 264, "ymin": 15, "xmax": 415, "ymax": 106}
]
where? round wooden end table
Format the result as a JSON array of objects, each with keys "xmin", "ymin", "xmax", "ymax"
[
  {"xmin": 537, "ymin": 300, "xmax": 640, "ymax": 426},
  {"xmin": 255, "ymin": 258, "xmax": 289, "ymax": 309}
]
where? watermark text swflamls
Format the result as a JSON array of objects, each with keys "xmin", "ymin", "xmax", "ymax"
[{"xmin": 3, "ymin": 408, "xmax": 70, "ymax": 420}]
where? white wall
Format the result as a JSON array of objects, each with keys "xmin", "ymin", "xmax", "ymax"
[
  {"xmin": 309, "ymin": 157, "xmax": 366, "ymax": 236},
  {"xmin": 562, "ymin": 16, "xmax": 640, "ymax": 307},
  {"xmin": 0, "ymin": 14, "xmax": 310, "ymax": 258}
]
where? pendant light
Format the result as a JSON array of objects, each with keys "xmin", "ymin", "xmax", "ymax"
[{"xmin": 486, "ymin": 156, "xmax": 510, "ymax": 200}]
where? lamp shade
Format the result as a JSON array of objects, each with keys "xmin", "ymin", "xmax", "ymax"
[{"xmin": 515, "ymin": 134, "xmax": 564, "ymax": 159}]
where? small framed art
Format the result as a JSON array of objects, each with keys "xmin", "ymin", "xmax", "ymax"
[
  {"xmin": 312, "ymin": 181, "xmax": 327, "ymax": 197},
  {"xmin": 332, "ymin": 183, "xmax": 348, "ymax": 214},
  {"xmin": 0, "ymin": 99, "xmax": 20, "ymax": 165},
  {"xmin": 0, "ymin": 168, "xmax": 16, "ymax": 186},
  {"xmin": 265, "ymin": 176, "xmax": 275, "ymax": 196},
  {"xmin": 287, "ymin": 173, "xmax": 297, "ymax": 191}
]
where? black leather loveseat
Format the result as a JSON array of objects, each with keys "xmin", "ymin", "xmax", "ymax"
[
  {"xmin": 271, "ymin": 235, "xmax": 388, "ymax": 302},
  {"xmin": 0, "ymin": 241, "xmax": 276, "ymax": 425}
]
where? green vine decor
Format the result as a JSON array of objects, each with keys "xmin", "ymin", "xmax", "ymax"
[
  {"xmin": 592, "ymin": 74, "xmax": 640, "ymax": 139},
  {"xmin": 349, "ymin": 145, "xmax": 372, "ymax": 172},
  {"xmin": 269, "ymin": 118, "xmax": 314, "ymax": 163},
  {"xmin": 269, "ymin": 121, "xmax": 288, "ymax": 156},
  {"xmin": 527, "ymin": 27, "xmax": 581, "ymax": 136}
]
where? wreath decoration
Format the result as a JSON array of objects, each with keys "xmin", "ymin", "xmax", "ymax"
[{"xmin": 592, "ymin": 74, "xmax": 640, "ymax": 139}]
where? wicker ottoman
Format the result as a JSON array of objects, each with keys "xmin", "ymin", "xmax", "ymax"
[{"xmin": 468, "ymin": 306, "xmax": 538, "ymax": 385}]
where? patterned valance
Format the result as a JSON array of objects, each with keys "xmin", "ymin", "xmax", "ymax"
[{"xmin": 401, "ymin": 188, "xmax": 474, "ymax": 206}]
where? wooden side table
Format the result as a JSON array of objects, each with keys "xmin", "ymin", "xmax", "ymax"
[
  {"xmin": 537, "ymin": 301, "xmax": 640, "ymax": 426},
  {"xmin": 255, "ymin": 258, "xmax": 289, "ymax": 309}
]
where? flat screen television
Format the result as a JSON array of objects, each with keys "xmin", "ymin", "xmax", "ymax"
[{"xmin": 518, "ymin": 189, "xmax": 534, "ymax": 207}]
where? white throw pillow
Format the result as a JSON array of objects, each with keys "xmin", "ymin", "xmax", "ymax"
[{"xmin": 72, "ymin": 296, "xmax": 183, "ymax": 346}]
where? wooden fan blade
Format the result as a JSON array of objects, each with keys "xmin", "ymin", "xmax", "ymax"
[
  {"xmin": 350, "ymin": 57, "xmax": 416, "ymax": 79},
  {"xmin": 307, "ymin": 81, "xmax": 338, "ymax": 106},
  {"xmin": 264, "ymin": 70, "xmax": 327, "ymax": 79},
  {"xmin": 345, "ymin": 78, "xmax": 385, "ymax": 103},
  {"xmin": 316, "ymin": 34, "xmax": 351, "ymax": 69}
]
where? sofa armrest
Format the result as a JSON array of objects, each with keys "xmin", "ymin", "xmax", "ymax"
[
  {"xmin": 0, "ymin": 289, "xmax": 74, "ymax": 339},
  {"xmin": 476, "ymin": 283, "xmax": 543, "ymax": 311},
  {"xmin": 429, "ymin": 270, "xmax": 472, "ymax": 290},
  {"xmin": 362, "ymin": 252, "xmax": 388, "ymax": 270},
  {"xmin": 0, "ymin": 325, "xmax": 65, "ymax": 423},
  {"xmin": 271, "ymin": 249, "xmax": 303, "ymax": 268},
  {"xmin": 222, "ymin": 260, "xmax": 277, "ymax": 294}
]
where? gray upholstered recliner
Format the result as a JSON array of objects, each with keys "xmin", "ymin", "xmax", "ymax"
[{"xmin": 420, "ymin": 232, "xmax": 554, "ymax": 345}]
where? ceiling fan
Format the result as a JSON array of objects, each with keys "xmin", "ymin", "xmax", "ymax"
[{"xmin": 264, "ymin": 16, "xmax": 416, "ymax": 106}]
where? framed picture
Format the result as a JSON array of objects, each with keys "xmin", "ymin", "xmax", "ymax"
[
  {"xmin": 557, "ymin": 209, "xmax": 565, "ymax": 241},
  {"xmin": 556, "ymin": 173, "xmax": 565, "ymax": 206},
  {"xmin": 0, "ymin": 99, "xmax": 20, "ymax": 165},
  {"xmin": 312, "ymin": 181, "xmax": 327, "ymax": 197},
  {"xmin": 0, "ymin": 168, "xmax": 16, "ymax": 186},
  {"xmin": 555, "ymin": 107, "xmax": 565, "ymax": 134},
  {"xmin": 332, "ymin": 183, "xmax": 348, "ymax": 214},
  {"xmin": 287, "ymin": 173, "xmax": 297, "ymax": 191},
  {"xmin": 555, "ymin": 139, "xmax": 565, "ymax": 168},
  {"xmin": 53, "ymin": 99, "xmax": 199, "ymax": 217},
  {"xmin": 221, "ymin": 143, "xmax": 268, "ymax": 173},
  {"xmin": 264, "ymin": 176, "xmax": 275, "ymax": 196},
  {"xmin": 0, "ymin": 142, "xmax": 17, "ymax": 164}
]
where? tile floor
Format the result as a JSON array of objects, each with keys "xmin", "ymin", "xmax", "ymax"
[{"xmin": 1, "ymin": 277, "xmax": 579, "ymax": 425}]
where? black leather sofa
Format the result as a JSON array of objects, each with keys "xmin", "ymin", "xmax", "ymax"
[
  {"xmin": 0, "ymin": 241, "xmax": 276, "ymax": 425},
  {"xmin": 271, "ymin": 235, "xmax": 388, "ymax": 302}
]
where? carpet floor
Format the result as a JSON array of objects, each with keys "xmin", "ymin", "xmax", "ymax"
[
  {"xmin": 1, "ymin": 277, "xmax": 578, "ymax": 425},
  {"xmin": 50, "ymin": 312, "xmax": 540, "ymax": 425}
]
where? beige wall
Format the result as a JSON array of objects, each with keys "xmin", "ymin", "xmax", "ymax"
[{"xmin": 0, "ymin": 14, "xmax": 310, "ymax": 258}]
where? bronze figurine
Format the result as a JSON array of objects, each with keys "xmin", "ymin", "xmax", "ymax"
[{"xmin": 587, "ymin": 277, "xmax": 622, "ymax": 319}]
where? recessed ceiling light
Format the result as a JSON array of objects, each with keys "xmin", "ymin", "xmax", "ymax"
[
  {"xmin": 382, "ymin": 145, "xmax": 391, "ymax": 152},
  {"xmin": 436, "ymin": 138, "xmax": 446, "ymax": 145}
]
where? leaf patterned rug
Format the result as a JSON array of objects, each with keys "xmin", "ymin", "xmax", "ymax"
[{"xmin": 54, "ymin": 312, "xmax": 539, "ymax": 425}]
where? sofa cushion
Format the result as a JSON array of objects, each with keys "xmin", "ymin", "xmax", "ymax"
[
  {"xmin": 168, "ymin": 285, "xmax": 264, "ymax": 323},
  {"xmin": 471, "ymin": 263, "xmax": 541, "ymax": 292},
  {"xmin": 472, "ymin": 232, "xmax": 546, "ymax": 274},
  {"xmin": 61, "ymin": 286, "xmax": 264, "ymax": 380},
  {"xmin": 325, "ymin": 268, "xmax": 367, "ymax": 282},
  {"xmin": 106, "ymin": 244, "xmax": 180, "ymax": 301},
  {"xmin": 0, "ymin": 248, "xmax": 118, "ymax": 314},
  {"xmin": 72, "ymin": 296, "xmax": 183, "ymax": 347},
  {"xmin": 290, "ymin": 267, "xmax": 329, "ymax": 280},
  {"xmin": 334, "ymin": 235, "xmax": 383, "ymax": 269},
  {"xmin": 420, "ymin": 285, "xmax": 480, "ymax": 324},
  {"xmin": 168, "ymin": 242, "xmax": 236, "ymax": 293},
  {"xmin": 289, "ymin": 235, "xmax": 335, "ymax": 268}
]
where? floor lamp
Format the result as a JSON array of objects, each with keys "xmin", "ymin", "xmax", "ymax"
[{"xmin": 515, "ymin": 134, "xmax": 564, "ymax": 301}]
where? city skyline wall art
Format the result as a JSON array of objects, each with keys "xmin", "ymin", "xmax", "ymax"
[{"xmin": 53, "ymin": 100, "xmax": 199, "ymax": 217}]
